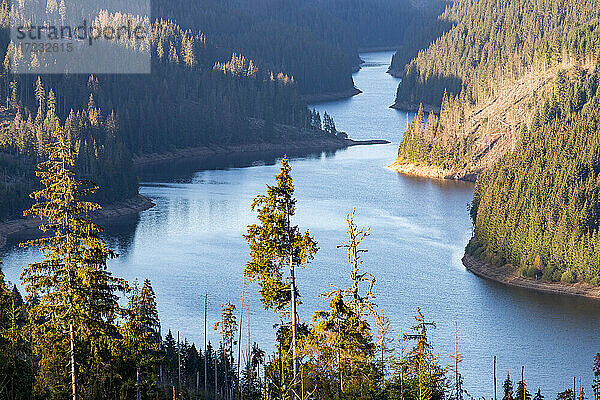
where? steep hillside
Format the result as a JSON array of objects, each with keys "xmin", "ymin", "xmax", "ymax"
[
  {"xmin": 391, "ymin": 18, "xmax": 600, "ymax": 180},
  {"xmin": 391, "ymin": 57, "xmax": 594, "ymax": 180},
  {"xmin": 428, "ymin": 20, "xmax": 600, "ymax": 286},
  {"xmin": 468, "ymin": 54, "xmax": 600, "ymax": 284},
  {"xmin": 0, "ymin": 13, "xmax": 345, "ymax": 221},
  {"xmin": 156, "ymin": 0, "xmax": 448, "ymax": 98},
  {"xmin": 392, "ymin": 0, "xmax": 600, "ymax": 109}
]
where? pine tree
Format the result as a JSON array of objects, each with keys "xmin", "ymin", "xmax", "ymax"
[
  {"xmin": 241, "ymin": 343, "xmax": 264, "ymax": 400},
  {"xmin": 121, "ymin": 279, "xmax": 162, "ymax": 400},
  {"xmin": 214, "ymin": 302, "xmax": 237, "ymax": 400},
  {"xmin": 34, "ymin": 76, "xmax": 45, "ymax": 112},
  {"xmin": 516, "ymin": 379, "xmax": 532, "ymax": 400},
  {"xmin": 404, "ymin": 309, "xmax": 442, "ymax": 400},
  {"xmin": 163, "ymin": 330, "xmax": 177, "ymax": 385},
  {"xmin": 335, "ymin": 210, "xmax": 377, "ymax": 320},
  {"xmin": 20, "ymin": 126, "xmax": 127, "ymax": 399},
  {"xmin": 243, "ymin": 156, "xmax": 318, "ymax": 387},
  {"xmin": 308, "ymin": 290, "xmax": 374, "ymax": 400},
  {"xmin": 534, "ymin": 388, "xmax": 544, "ymax": 400},
  {"xmin": 503, "ymin": 373, "xmax": 514, "ymax": 400}
]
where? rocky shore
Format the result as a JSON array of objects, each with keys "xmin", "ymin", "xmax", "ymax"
[
  {"xmin": 463, "ymin": 254, "xmax": 600, "ymax": 300},
  {"xmin": 387, "ymin": 159, "xmax": 477, "ymax": 182}
]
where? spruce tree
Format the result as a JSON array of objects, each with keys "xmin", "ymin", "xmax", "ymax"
[
  {"xmin": 503, "ymin": 373, "xmax": 514, "ymax": 400},
  {"xmin": 214, "ymin": 302, "xmax": 237, "ymax": 400},
  {"xmin": 20, "ymin": 126, "xmax": 126, "ymax": 399},
  {"xmin": 163, "ymin": 330, "xmax": 177, "ymax": 385},
  {"xmin": 308, "ymin": 290, "xmax": 374, "ymax": 400},
  {"xmin": 516, "ymin": 379, "xmax": 532, "ymax": 400},
  {"xmin": 534, "ymin": 388, "xmax": 544, "ymax": 400},
  {"xmin": 121, "ymin": 279, "xmax": 162, "ymax": 400},
  {"xmin": 243, "ymin": 156, "xmax": 318, "ymax": 387}
]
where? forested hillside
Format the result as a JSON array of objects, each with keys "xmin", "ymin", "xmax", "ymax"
[
  {"xmin": 457, "ymin": 21, "xmax": 600, "ymax": 286},
  {"xmin": 155, "ymin": 0, "xmax": 449, "ymax": 97},
  {"xmin": 393, "ymin": 7, "xmax": 600, "ymax": 179},
  {"xmin": 0, "ymin": 7, "xmax": 343, "ymax": 220},
  {"xmin": 391, "ymin": 12, "xmax": 600, "ymax": 284},
  {"xmin": 393, "ymin": 0, "xmax": 600, "ymax": 108},
  {"xmin": 468, "ymin": 57, "xmax": 600, "ymax": 284},
  {"xmin": 0, "ymin": 0, "xmax": 452, "ymax": 222}
]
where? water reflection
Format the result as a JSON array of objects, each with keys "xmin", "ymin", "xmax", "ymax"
[{"xmin": 137, "ymin": 148, "xmax": 341, "ymax": 183}]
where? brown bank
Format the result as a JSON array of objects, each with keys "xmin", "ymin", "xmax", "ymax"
[
  {"xmin": 463, "ymin": 254, "xmax": 600, "ymax": 300},
  {"xmin": 0, "ymin": 194, "xmax": 155, "ymax": 250},
  {"xmin": 133, "ymin": 137, "xmax": 389, "ymax": 167},
  {"xmin": 387, "ymin": 159, "xmax": 477, "ymax": 182}
]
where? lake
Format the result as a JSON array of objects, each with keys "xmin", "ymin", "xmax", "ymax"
[{"xmin": 2, "ymin": 51, "xmax": 599, "ymax": 397}]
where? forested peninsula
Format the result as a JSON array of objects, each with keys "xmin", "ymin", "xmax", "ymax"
[{"xmin": 388, "ymin": 0, "xmax": 600, "ymax": 290}]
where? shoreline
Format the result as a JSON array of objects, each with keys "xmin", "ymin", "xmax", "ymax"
[
  {"xmin": 390, "ymin": 101, "xmax": 440, "ymax": 114},
  {"xmin": 1, "ymin": 138, "xmax": 388, "ymax": 248},
  {"xmin": 303, "ymin": 87, "xmax": 362, "ymax": 104},
  {"xmin": 0, "ymin": 194, "xmax": 155, "ymax": 250},
  {"xmin": 357, "ymin": 46, "xmax": 400, "ymax": 53},
  {"xmin": 387, "ymin": 68, "xmax": 402, "ymax": 78},
  {"xmin": 463, "ymin": 254, "xmax": 600, "ymax": 300},
  {"xmin": 133, "ymin": 137, "xmax": 388, "ymax": 168},
  {"xmin": 387, "ymin": 159, "xmax": 477, "ymax": 182}
]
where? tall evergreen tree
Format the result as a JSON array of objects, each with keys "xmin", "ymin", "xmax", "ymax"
[
  {"xmin": 214, "ymin": 302, "xmax": 237, "ymax": 400},
  {"xmin": 243, "ymin": 156, "xmax": 318, "ymax": 388},
  {"xmin": 120, "ymin": 279, "xmax": 163, "ymax": 400},
  {"xmin": 503, "ymin": 373, "xmax": 514, "ymax": 400},
  {"xmin": 516, "ymin": 379, "xmax": 532, "ymax": 400},
  {"xmin": 20, "ymin": 126, "xmax": 127, "ymax": 399},
  {"xmin": 534, "ymin": 388, "xmax": 544, "ymax": 400},
  {"xmin": 308, "ymin": 290, "xmax": 375, "ymax": 400}
]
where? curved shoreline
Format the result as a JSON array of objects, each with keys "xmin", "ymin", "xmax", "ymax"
[
  {"xmin": 463, "ymin": 254, "xmax": 600, "ymax": 300},
  {"xmin": 133, "ymin": 137, "xmax": 388, "ymax": 168},
  {"xmin": 0, "ymin": 194, "xmax": 155, "ymax": 250},
  {"xmin": 387, "ymin": 159, "xmax": 477, "ymax": 182},
  {"xmin": 302, "ymin": 87, "xmax": 362, "ymax": 103},
  {"xmin": 390, "ymin": 101, "xmax": 440, "ymax": 114},
  {"xmin": 1, "ymin": 138, "xmax": 389, "ymax": 249}
]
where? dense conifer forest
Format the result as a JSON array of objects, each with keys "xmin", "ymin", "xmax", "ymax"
[
  {"xmin": 394, "ymin": 16, "xmax": 600, "ymax": 290},
  {"xmin": 155, "ymin": 0, "xmax": 449, "ymax": 97},
  {"xmin": 394, "ymin": 16, "xmax": 600, "ymax": 286},
  {"xmin": 0, "ymin": 0, "xmax": 449, "ymax": 221},
  {"xmin": 467, "ymin": 52, "xmax": 600, "ymax": 284},
  {"xmin": 395, "ymin": 15, "xmax": 600, "ymax": 174},
  {"xmin": 393, "ymin": 0, "xmax": 600, "ymax": 108},
  {"xmin": 0, "ymin": 2, "xmax": 346, "ymax": 220}
]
